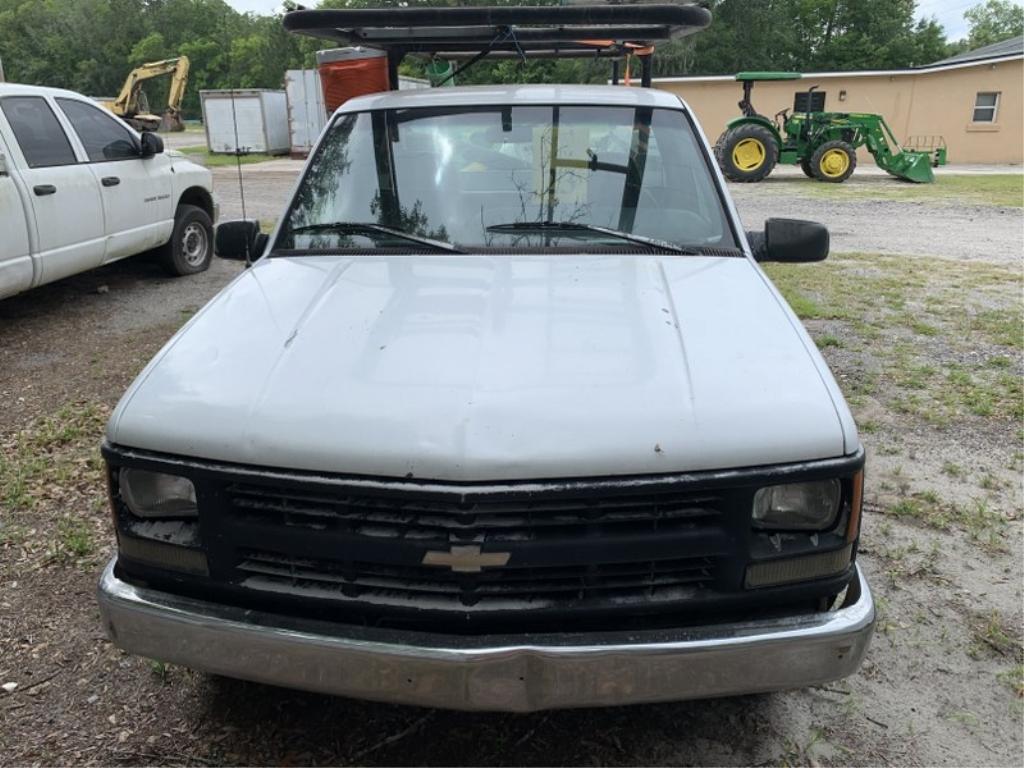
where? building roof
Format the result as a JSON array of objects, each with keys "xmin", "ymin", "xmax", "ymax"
[
  {"xmin": 652, "ymin": 35, "xmax": 1022, "ymax": 84},
  {"xmin": 929, "ymin": 35, "xmax": 1023, "ymax": 67}
]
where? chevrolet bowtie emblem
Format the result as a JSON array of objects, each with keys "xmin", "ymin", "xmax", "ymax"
[{"xmin": 422, "ymin": 545, "xmax": 511, "ymax": 573}]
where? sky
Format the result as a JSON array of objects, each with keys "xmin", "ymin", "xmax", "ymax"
[{"xmin": 224, "ymin": 0, "xmax": 1024, "ymax": 43}]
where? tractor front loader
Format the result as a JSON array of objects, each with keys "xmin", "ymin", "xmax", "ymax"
[{"xmin": 714, "ymin": 72, "xmax": 946, "ymax": 184}]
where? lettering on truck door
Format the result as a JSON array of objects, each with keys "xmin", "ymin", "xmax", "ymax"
[
  {"xmin": 56, "ymin": 97, "xmax": 174, "ymax": 263},
  {"xmin": 0, "ymin": 95, "xmax": 106, "ymax": 287},
  {"xmin": 0, "ymin": 127, "xmax": 32, "ymax": 299}
]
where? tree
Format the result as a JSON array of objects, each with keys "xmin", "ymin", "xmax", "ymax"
[{"xmin": 965, "ymin": 0, "xmax": 1024, "ymax": 48}]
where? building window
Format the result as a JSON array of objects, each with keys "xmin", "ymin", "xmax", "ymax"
[{"xmin": 973, "ymin": 92, "xmax": 1000, "ymax": 123}]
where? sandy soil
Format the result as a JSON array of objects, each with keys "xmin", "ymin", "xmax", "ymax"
[{"xmin": 1, "ymin": 170, "xmax": 1021, "ymax": 766}]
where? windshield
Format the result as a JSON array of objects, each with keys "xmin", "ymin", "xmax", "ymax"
[{"xmin": 275, "ymin": 104, "xmax": 736, "ymax": 253}]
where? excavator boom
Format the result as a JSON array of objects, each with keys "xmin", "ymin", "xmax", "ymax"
[{"xmin": 101, "ymin": 56, "xmax": 190, "ymax": 132}]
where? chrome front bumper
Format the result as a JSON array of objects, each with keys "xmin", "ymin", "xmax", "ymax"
[{"xmin": 97, "ymin": 559, "xmax": 875, "ymax": 712}]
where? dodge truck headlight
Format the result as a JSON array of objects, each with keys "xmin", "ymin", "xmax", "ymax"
[
  {"xmin": 119, "ymin": 468, "xmax": 198, "ymax": 518},
  {"xmin": 752, "ymin": 479, "xmax": 841, "ymax": 531}
]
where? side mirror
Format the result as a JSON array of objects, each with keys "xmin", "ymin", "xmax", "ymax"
[
  {"xmin": 747, "ymin": 218, "xmax": 829, "ymax": 263},
  {"xmin": 215, "ymin": 220, "xmax": 268, "ymax": 263},
  {"xmin": 139, "ymin": 132, "xmax": 164, "ymax": 158}
]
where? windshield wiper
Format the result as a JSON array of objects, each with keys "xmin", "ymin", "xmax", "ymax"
[
  {"xmin": 288, "ymin": 222, "xmax": 464, "ymax": 253},
  {"xmin": 485, "ymin": 221, "xmax": 701, "ymax": 254}
]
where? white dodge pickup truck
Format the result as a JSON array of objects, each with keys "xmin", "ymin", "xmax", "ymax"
[
  {"xmin": 97, "ymin": 82, "xmax": 875, "ymax": 711},
  {"xmin": 0, "ymin": 83, "xmax": 216, "ymax": 301}
]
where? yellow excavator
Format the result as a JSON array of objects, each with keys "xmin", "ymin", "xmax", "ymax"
[{"xmin": 100, "ymin": 56, "xmax": 190, "ymax": 132}]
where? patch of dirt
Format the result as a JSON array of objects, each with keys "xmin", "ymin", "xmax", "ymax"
[{"xmin": 1, "ymin": 177, "xmax": 1022, "ymax": 766}]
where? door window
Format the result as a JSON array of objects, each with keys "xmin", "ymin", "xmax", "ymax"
[
  {"xmin": 57, "ymin": 98, "xmax": 139, "ymax": 162},
  {"xmin": 0, "ymin": 96, "xmax": 77, "ymax": 168}
]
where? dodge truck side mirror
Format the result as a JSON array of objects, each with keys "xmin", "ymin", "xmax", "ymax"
[
  {"xmin": 747, "ymin": 218, "xmax": 829, "ymax": 263},
  {"xmin": 215, "ymin": 220, "xmax": 268, "ymax": 263},
  {"xmin": 140, "ymin": 132, "xmax": 164, "ymax": 158}
]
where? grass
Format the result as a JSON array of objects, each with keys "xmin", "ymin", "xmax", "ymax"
[
  {"xmin": 1, "ymin": 402, "xmax": 107, "ymax": 511},
  {"xmin": 997, "ymin": 664, "xmax": 1024, "ymax": 698},
  {"xmin": 775, "ymin": 173, "xmax": 1024, "ymax": 208},
  {"xmin": 885, "ymin": 493, "xmax": 1010, "ymax": 549},
  {"xmin": 52, "ymin": 516, "xmax": 95, "ymax": 562},
  {"xmin": 969, "ymin": 610, "xmax": 1023, "ymax": 661},
  {"xmin": 0, "ymin": 401, "xmax": 109, "ymax": 568},
  {"xmin": 178, "ymin": 145, "xmax": 278, "ymax": 167},
  {"xmin": 764, "ymin": 252, "xmax": 1024, "ymax": 425}
]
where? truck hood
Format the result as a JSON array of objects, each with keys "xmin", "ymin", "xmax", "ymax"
[{"xmin": 109, "ymin": 254, "xmax": 854, "ymax": 481}]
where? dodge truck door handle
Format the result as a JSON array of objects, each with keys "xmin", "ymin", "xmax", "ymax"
[
  {"xmin": 33, "ymin": 184, "xmax": 56, "ymax": 196},
  {"xmin": 101, "ymin": 176, "xmax": 120, "ymax": 187}
]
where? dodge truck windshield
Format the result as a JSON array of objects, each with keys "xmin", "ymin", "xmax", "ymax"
[{"xmin": 275, "ymin": 105, "xmax": 736, "ymax": 253}]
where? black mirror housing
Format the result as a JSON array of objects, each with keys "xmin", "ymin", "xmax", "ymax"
[
  {"xmin": 140, "ymin": 132, "xmax": 164, "ymax": 158},
  {"xmin": 747, "ymin": 218, "xmax": 829, "ymax": 263},
  {"xmin": 215, "ymin": 220, "xmax": 268, "ymax": 262}
]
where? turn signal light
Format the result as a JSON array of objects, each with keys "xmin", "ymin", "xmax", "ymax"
[{"xmin": 745, "ymin": 544, "xmax": 852, "ymax": 589}]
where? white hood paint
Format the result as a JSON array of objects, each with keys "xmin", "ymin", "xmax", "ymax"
[{"xmin": 109, "ymin": 254, "xmax": 855, "ymax": 481}]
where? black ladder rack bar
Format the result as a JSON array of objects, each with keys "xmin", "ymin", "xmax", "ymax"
[{"xmin": 282, "ymin": 4, "xmax": 711, "ymax": 51}]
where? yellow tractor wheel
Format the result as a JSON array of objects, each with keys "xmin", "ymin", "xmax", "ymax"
[
  {"xmin": 732, "ymin": 138, "xmax": 766, "ymax": 172},
  {"xmin": 809, "ymin": 140, "xmax": 857, "ymax": 183},
  {"xmin": 716, "ymin": 124, "xmax": 778, "ymax": 182}
]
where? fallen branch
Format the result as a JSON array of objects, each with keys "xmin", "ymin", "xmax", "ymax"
[
  {"xmin": 512, "ymin": 713, "xmax": 550, "ymax": 749},
  {"xmin": 349, "ymin": 712, "xmax": 435, "ymax": 762}
]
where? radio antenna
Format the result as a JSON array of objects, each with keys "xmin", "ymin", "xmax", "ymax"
[{"xmin": 228, "ymin": 88, "xmax": 251, "ymax": 264}]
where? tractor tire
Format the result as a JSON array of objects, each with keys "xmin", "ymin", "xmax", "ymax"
[
  {"xmin": 158, "ymin": 204, "xmax": 213, "ymax": 276},
  {"xmin": 810, "ymin": 140, "xmax": 857, "ymax": 183},
  {"xmin": 800, "ymin": 158, "xmax": 815, "ymax": 178},
  {"xmin": 716, "ymin": 124, "xmax": 778, "ymax": 183}
]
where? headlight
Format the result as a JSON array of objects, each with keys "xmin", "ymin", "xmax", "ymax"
[
  {"xmin": 119, "ymin": 468, "xmax": 197, "ymax": 518},
  {"xmin": 752, "ymin": 479, "xmax": 841, "ymax": 531}
]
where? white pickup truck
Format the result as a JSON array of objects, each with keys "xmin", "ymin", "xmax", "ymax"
[{"xmin": 0, "ymin": 83, "xmax": 216, "ymax": 301}]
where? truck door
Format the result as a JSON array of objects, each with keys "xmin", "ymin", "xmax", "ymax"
[
  {"xmin": 55, "ymin": 97, "xmax": 174, "ymax": 262},
  {"xmin": 0, "ymin": 130, "xmax": 33, "ymax": 300},
  {"xmin": 0, "ymin": 95, "xmax": 106, "ymax": 286}
]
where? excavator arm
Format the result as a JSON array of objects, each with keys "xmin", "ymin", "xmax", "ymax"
[{"xmin": 102, "ymin": 56, "xmax": 190, "ymax": 132}]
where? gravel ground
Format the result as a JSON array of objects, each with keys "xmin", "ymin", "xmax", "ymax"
[
  {"xmin": 730, "ymin": 178, "xmax": 1023, "ymax": 264},
  {"xmin": 1, "ymin": 168, "xmax": 1021, "ymax": 766}
]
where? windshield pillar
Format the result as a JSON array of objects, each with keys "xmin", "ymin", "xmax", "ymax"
[{"xmin": 618, "ymin": 107, "xmax": 653, "ymax": 233}]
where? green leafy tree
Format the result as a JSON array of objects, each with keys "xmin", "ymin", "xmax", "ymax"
[{"xmin": 965, "ymin": 0, "xmax": 1024, "ymax": 47}]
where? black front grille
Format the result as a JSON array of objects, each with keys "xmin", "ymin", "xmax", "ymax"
[
  {"xmin": 224, "ymin": 482, "xmax": 722, "ymax": 542},
  {"xmin": 105, "ymin": 443, "xmax": 866, "ymax": 633},
  {"xmin": 236, "ymin": 549, "xmax": 716, "ymax": 609}
]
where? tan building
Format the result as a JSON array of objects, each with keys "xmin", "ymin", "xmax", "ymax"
[{"xmin": 653, "ymin": 36, "xmax": 1023, "ymax": 165}]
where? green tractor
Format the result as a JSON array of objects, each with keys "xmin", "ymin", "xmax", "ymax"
[{"xmin": 714, "ymin": 72, "xmax": 947, "ymax": 184}]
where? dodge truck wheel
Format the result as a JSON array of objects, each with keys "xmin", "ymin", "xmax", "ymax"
[
  {"xmin": 810, "ymin": 141, "xmax": 857, "ymax": 183},
  {"xmin": 161, "ymin": 204, "xmax": 213, "ymax": 276},
  {"xmin": 717, "ymin": 124, "xmax": 778, "ymax": 183}
]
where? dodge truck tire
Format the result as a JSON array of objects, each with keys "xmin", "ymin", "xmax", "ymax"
[{"xmin": 160, "ymin": 205, "xmax": 213, "ymax": 276}]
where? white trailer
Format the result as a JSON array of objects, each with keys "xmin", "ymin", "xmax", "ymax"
[
  {"xmin": 284, "ymin": 70, "xmax": 429, "ymax": 157},
  {"xmin": 284, "ymin": 70, "xmax": 327, "ymax": 157},
  {"xmin": 200, "ymin": 89, "xmax": 289, "ymax": 155}
]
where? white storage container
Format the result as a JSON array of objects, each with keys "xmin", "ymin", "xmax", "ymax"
[
  {"xmin": 284, "ymin": 70, "xmax": 327, "ymax": 157},
  {"xmin": 284, "ymin": 71, "xmax": 430, "ymax": 157},
  {"xmin": 200, "ymin": 89, "xmax": 290, "ymax": 155}
]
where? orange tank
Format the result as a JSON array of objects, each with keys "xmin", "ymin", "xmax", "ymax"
[{"xmin": 316, "ymin": 47, "xmax": 390, "ymax": 114}]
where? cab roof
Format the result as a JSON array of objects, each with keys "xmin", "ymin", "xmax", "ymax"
[
  {"xmin": 338, "ymin": 84, "xmax": 686, "ymax": 115},
  {"xmin": 0, "ymin": 82, "xmax": 90, "ymax": 100}
]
